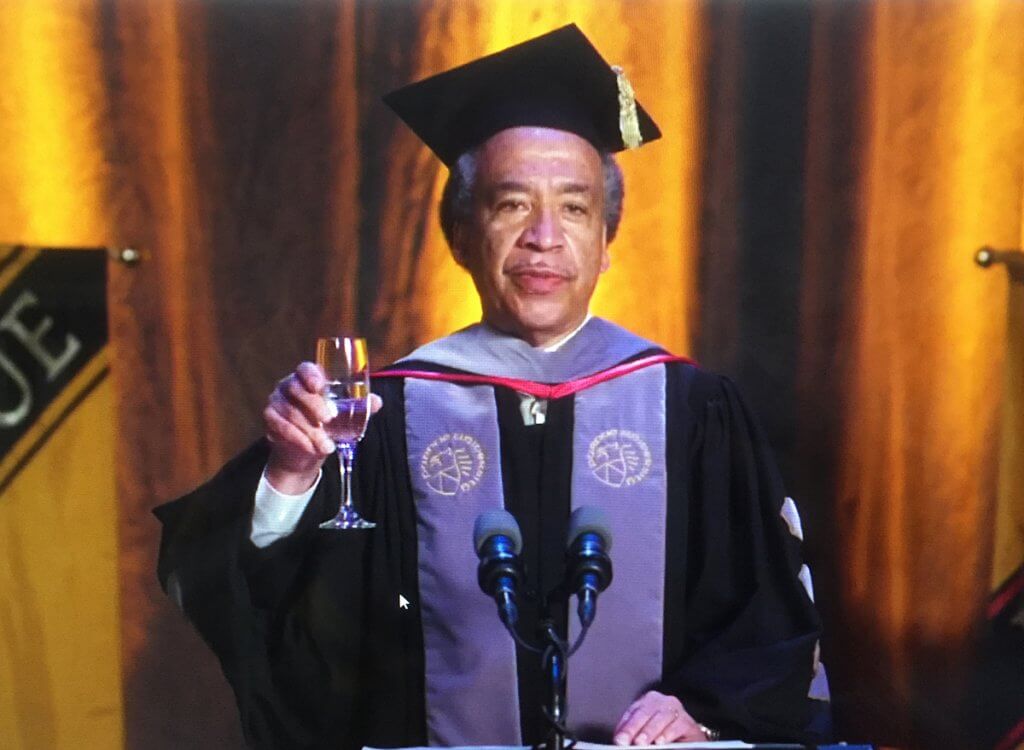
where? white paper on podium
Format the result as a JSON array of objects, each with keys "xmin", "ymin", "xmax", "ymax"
[
  {"xmin": 365, "ymin": 742, "xmax": 755, "ymax": 750},
  {"xmin": 577, "ymin": 743, "xmax": 754, "ymax": 750}
]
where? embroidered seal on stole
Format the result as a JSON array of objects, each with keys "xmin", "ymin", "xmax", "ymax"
[
  {"xmin": 587, "ymin": 428, "xmax": 652, "ymax": 488},
  {"xmin": 420, "ymin": 432, "xmax": 486, "ymax": 496}
]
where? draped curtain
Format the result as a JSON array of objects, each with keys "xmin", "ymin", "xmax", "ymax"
[{"xmin": 0, "ymin": 1, "xmax": 1020, "ymax": 748}]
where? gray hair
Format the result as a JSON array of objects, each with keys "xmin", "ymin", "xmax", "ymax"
[{"xmin": 439, "ymin": 149, "xmax": 625, "ymax": 248}]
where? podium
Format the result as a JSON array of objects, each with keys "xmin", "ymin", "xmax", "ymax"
[{"xmin": 366, "ymin": 743, "xmax": 875, "ymax": 750}]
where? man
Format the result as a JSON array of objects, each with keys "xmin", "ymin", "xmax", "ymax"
[{"xmin": 156, "ymin": 25, "xmax": 829, "ymax": 750}]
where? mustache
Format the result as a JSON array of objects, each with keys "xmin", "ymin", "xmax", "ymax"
[{"xmin": 504, "ymin": 262, "xmax": 575, "ymax": 279}]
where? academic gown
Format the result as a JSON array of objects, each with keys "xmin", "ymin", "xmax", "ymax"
[{"xmin": 155, "ymin": 323, "xmax": 829, "ymax": 750}]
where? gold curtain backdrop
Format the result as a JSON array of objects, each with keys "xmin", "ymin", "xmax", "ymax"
[{"xmin": 0, "ymin": 1, "xmax": 1020, "ymax": 748}]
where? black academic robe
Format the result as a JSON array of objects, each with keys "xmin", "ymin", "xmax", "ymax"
[{"xmin": 155, "ymin": 356, "xmax": 829, "ymax": 750}]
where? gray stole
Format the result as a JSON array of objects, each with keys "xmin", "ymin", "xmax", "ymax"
[{"xmin": 402, "ymin": 319, "xmax": 668, "ymax": 744}]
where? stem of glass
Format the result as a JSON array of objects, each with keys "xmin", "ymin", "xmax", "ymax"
[{"xmin": 338, "ymin": 441, "xmax": 355, "ymax": 511}]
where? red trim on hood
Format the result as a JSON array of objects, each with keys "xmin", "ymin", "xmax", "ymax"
[{"xmin": 375, "ymin": 353, "xmax": 696, "ymax": 399}]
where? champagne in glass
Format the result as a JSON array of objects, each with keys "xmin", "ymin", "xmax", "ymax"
[
  {"xmin": 323, "ymin": 380, "xmax": 371, "ymax": 445},
  {"xmin": 316, "ymin": 336, "xmax": 375, "ymax": 530}
]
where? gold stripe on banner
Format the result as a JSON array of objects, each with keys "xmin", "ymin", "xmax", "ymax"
[
  {"xmin": 0, "ymin": 370, "xmax": 120, "ymax": 749},
  {"xmin": 0, "ymin": 247, "xmax": 42, "ymax": 292}
]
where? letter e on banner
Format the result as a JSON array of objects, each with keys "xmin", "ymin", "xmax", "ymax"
[
  {"xmin": 0, "ymin": 247, "xmax": 107, "ymax": 492},
  {"xmin": 0, "ymin": 289, "xmax": 82, "ymax": 381}
]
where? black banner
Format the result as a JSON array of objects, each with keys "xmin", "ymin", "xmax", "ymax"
[{"xmin": 0, "ymin": 247, "xmax": 108, "ymax": 492}]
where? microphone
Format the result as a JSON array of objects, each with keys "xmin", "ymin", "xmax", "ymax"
[
  {"xmin": 473, "ymin": 509, "xmax": 524, "ymax": 628},
  {"xmin": 566, "ymin": 506, "xmax": 613, "ymax": 628}
]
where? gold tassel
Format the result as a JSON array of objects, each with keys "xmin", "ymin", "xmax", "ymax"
[{"xmin": 613, "ymin": 65, "xmax": 643, "ymax": 149}]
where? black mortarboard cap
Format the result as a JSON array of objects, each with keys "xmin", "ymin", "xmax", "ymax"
[{"xmin": 383, "ymin": 24, "xmax": 661, "ymax": 166}]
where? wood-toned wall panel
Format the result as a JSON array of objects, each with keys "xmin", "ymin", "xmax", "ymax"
[
  {"xmin": 103, "ymin": 1, "xmax": 246, "ymax": 745},
  {"xmin": 587, "ymin": 1, "xmax": 702, "ymax": 357},
  {"xmin": 103, "ymin": 0, "xmax": 368, "ymax": 745},
  {"xmin": 827, "ymin": 1, "xmax": 1024, "ymax": 744},
  {"xmin": 796, "ymin": 0, "xmax": 876, "ymax": 738},
  {"xmin": 995, "ymin": 265, "xmax": 1024, "ymax": 590},
  {"xmin": 694, "ymin": 0, "xmax": 814, "ymax": 481},
  {"xmin": 367, "ymin": 1, "xmax": 482, "ymax": 364}
]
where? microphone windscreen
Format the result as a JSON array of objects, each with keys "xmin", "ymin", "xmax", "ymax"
[
  {"xmin": 567, "ymin": 506, "xmax": 613, "ymax": 552},
  {"xmin": 473, "ymin": 508, "xmax": 523, "ymax": 555}
]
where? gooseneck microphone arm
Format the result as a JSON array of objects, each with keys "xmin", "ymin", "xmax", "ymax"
[{"xmin": 540, "ymin": 620, "xmax": 569, "ymax": 750}]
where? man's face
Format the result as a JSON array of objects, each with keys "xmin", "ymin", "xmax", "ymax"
[{"xmin": 453, "ymin": 127, "xmax": 610, "ymax": 347}]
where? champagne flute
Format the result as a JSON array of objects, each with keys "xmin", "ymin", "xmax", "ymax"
[{"xmin": 316, "ymin": 336, "xmax": 375, "ymax": 530}]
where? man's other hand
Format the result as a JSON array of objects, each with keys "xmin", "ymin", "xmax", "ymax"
[
  {"xmin": 263, "ymin": 362, "xmax": 382, "ymax": 494},
  {"xmin": 612, "ymin": 690, "xmax": 706, "ymax": 745}
]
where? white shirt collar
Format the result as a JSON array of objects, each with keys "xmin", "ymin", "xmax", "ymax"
[{"xmin": 540, "ymin": 313, "xmax": 593, "ymax": 352}]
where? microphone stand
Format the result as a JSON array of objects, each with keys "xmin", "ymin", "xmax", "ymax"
[
  {"xmin": 482, "ymin": 507, "xmax": 609, "ymax": 750},
  {"xmin": 502, "ymin": 614, "xmax": 592, "ymax": 750},
  {"xmin": 540, "ymin": 620, "xmax": 568, "ymax": 750}
]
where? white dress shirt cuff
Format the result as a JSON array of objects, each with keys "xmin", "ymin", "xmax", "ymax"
[{"xmin": 250, "ymin": 467, "xmax": 322, "ymax": 548}]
